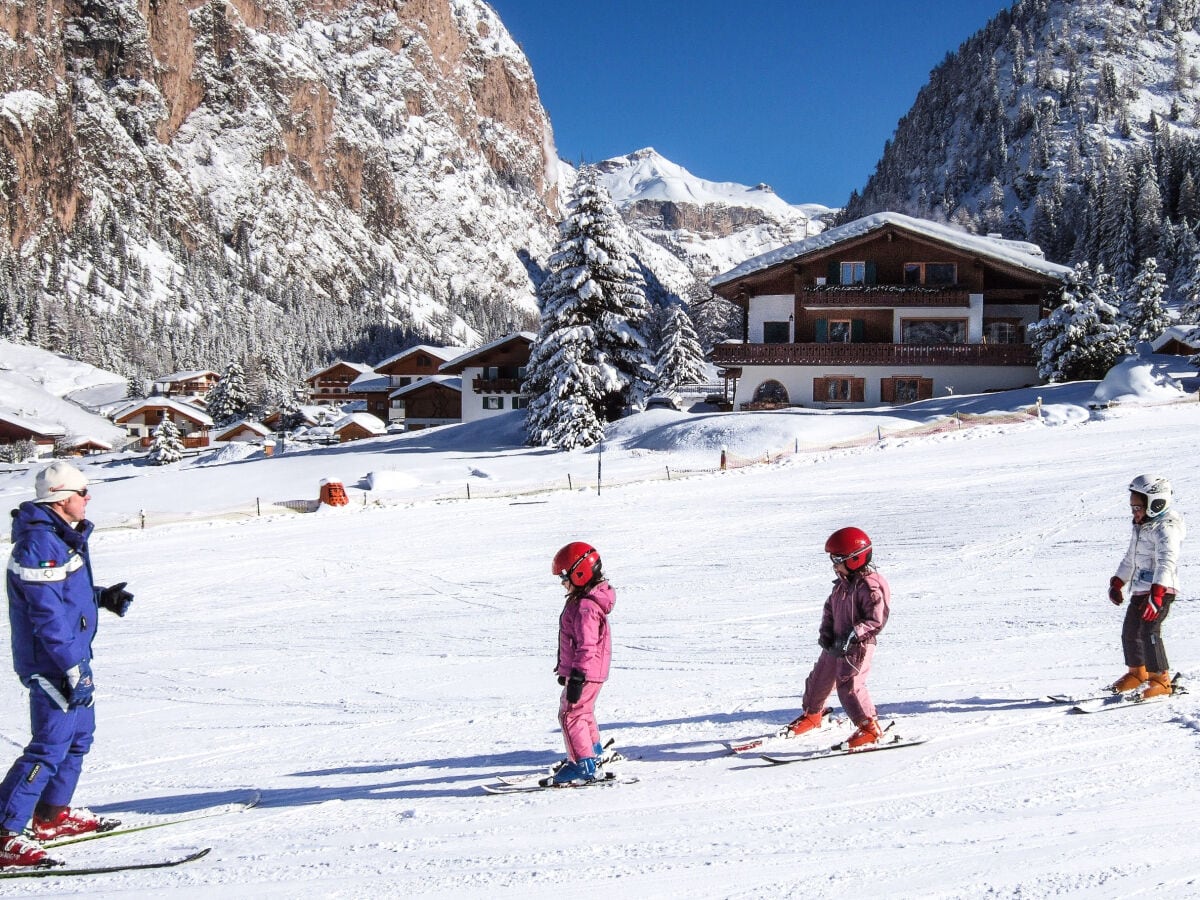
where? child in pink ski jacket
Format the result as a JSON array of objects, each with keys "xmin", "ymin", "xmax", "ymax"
[
  {"xmin": 550, "ymin": 541, "xmax": 614, "ymax": 785},
  {"xmin": 786, "ymin": 527, "xmax": 891, "ymax": 749}
]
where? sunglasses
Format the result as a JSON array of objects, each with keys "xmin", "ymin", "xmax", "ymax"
[{"xmin": 70, "ymin": 488, "xmax": 89, "ymax": 498}]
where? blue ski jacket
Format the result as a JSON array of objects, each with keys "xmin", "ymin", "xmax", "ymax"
[{"xmin": 6, "ymin": 501, "xmax": 98, "ymax": 680}]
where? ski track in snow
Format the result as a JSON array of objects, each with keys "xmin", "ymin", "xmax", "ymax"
[{"xmin": 1, "ymin": 402, "xmax": 1200, "ymax": 895}]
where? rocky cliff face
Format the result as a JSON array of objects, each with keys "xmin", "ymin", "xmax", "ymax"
[{"xmin": 0, "ymin": 0, "xmax": 560, "ymax": 373}]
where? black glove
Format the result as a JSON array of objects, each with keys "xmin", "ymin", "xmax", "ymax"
[
  {"xmin": 565, "ymin": 669, "xmax": 586, "ymax": 704},
  {"xmin": 66, "ymin": 660, "xmax": 95, "ymax": 708},
  {"xmin": 557, "ymin": 675, "xmax": 566, "ymax": 686},
  {"xmin": 99, "ymin": 582, "xmax": 133, "ymax": 617},
  {"xmin": 818, "ymin": 635, "xmax": 834, "ymax": 652}
]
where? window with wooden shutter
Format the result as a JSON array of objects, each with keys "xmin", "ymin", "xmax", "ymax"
[
  {"xmin": 881, "ymin": 378, "xmax": 895, "ymax": 403},
  {"xmin": 851, "ymin": 319, "xmax": 865, "ymax": 342},
  {"xmin": 850, "ymin": 378, "xmax": 865, "ymax": 402},
  {"xmin": 815, "ymin": 319, "xmax": 828, "ymax": 342},
  {"xmin": 827, "ymin": 261, "xmax": 840, "ymax": 285}
]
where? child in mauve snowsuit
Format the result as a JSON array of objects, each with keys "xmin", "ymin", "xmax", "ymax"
[
  {"xmin": 1107, "ymin": 474, "xmax": 1185, "ymax": 698},
  {"xmin": 551, "ymin": 542, "xmax": 614, "ymax": 785},
  {"xmin": 787, "ymin": 527, "xmax": 890, "ymax": 749}
]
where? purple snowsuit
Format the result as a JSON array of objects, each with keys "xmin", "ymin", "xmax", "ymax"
[
  {"xmin": 801, "ymin": 568, "xmax": 890, "ymax": 726},
  {"xmin": 555, "ymin": 581, "xmax": 614, "ymax": 762}
]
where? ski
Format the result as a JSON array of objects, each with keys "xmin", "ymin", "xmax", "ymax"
[
  {"xmin": 1071, "ymin": 682, "xmax": 1187, "ymax": 714},
  {"xmin": 494, "ymin": 739, "xmax": 620, "ymax": 785},
  {"xmin": 724, "ymin": 707, "xmax": 841, "ymax": 754},
  {"xmin": 45, "ymin": 791, "xmax": 261, "ymax": 848},
  {"xmin": 1046, "ymin": 692, "xmax": 1120, "ymax": 705},
  {"xmin": 1069, "ymin": 675, "xmax": 1187, "ymax": 713},
  {"xmin": 482, "ymin": 773, "xmax": 639, "ymax": 795},
  {"xmin": 759, "ymin": 722, "xmax": 926, "ymax": 764},
  {"xmin": 0, "ymin": 847, "xmax": 211, "ymax": 879}
]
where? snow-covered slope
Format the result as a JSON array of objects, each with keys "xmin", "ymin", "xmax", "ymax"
[
  {"xmin": 597, "ymin": 148, "xmax": 832, "ymax": 279},
  {"xmin": 0, "ymin": 358, "xmax": 1196, "ymax": 895},
  {"xmin": 0, "ymin": 341, "xmax": 127, "ymax": 447}
]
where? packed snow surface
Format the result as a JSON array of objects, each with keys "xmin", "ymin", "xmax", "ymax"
[{"xmin": 0, "ymin": 355, "xmax": 1198, "ymax": 897}]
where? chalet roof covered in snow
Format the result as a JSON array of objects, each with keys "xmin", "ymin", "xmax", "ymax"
[
  {"xmin": 373, "ymin": 345, "xmax": 468, "ymax": 369},
  {"xmin": 439, "ymin": 332, "xmax": 536, "ymax": 374},
  {"xmin": 0, "ymin": 410, "xmax": 67, "ymax": 437},
  {"xmin": 710, "ymin": 211, "xmax": 1074, "ymax": 288},
  {"xmin": 389, "ymin": 375, "xmax": 463, "ymax": 399}
]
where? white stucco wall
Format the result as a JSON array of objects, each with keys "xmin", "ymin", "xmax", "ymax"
[
  {"xmin": 733, "ymin": 363, "xmax": 1038, "ymax": 408},
  {"xmin": 747, "ymin": 295, "xmax": 795, "ymax": 343}
]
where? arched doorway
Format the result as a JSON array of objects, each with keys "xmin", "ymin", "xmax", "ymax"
[{"xmin": 752, "ymin": 380, "xmax": 789, "ymax": 406}]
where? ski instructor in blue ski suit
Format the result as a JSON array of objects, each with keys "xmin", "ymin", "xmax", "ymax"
[{"xmin": 0, "ymin": 462, "xmax": 134, "ymax": 868}]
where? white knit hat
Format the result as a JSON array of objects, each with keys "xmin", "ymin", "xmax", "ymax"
[{"xmin": 34, "ymin": 461, "xmax": 88, "ymax": 504}]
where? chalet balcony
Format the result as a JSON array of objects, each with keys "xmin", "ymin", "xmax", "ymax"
[
  {"xmin": 801, "ymin": 285, "xmax": 970, "ymax": 307},
  {"xmin": 472, "ymin": 377, "xmax": 523, "ymax": 394},
  {"xmin": 711, "ymin": 342, "xmax": 1035, "ymax": 367}
]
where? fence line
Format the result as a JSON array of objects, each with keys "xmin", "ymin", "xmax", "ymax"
[{"xmin": 12, "ymin": 395, "xmax": 1191, "ymax": 540}]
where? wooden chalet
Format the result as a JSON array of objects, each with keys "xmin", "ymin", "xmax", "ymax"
[
  {"xmin": 112, "ymin": 398, "xmax": 213, "ymax": 448},
  {"xmin": 151, "ymin": 370, "xmax": 219, "ymax": 398},
  {"xmin": 438, "ymin": 332, "xmax": 533, "ymax": 424},
  {"xmin": 305, "ymin": 360, "xmax": 374, "ymax": 404},
  {"xmin": 331, "ymin": 412, "xmax": 387, "ymax": 443},
  {"xmin": 214, "ymin": 420, "xmax": 272, "ymax": 443},
  {"xmin": 374, "ymin": 346, "xmax": 465, "ymax": 423},
  {"xmin": 0, "ymin": 412, "xmax": 66, "ymax": 457},
  {"xmin": 389, "ymin": 376, "xmax": 462, "ymax": 431},
  {"xmin": 709, "ymin": 212, "xmax": 1072, "ymax": 408}
]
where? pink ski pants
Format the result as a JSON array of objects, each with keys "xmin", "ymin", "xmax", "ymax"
[
  {"xmin": 801, "ymin": 643, "xmax": 877, "ymax": 725},
  {"xmin": 558, "ymin": 681, "xmax": 603, "ymax": 761}
]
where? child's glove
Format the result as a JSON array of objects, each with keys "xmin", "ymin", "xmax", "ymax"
[
  {"xmin": 1108, "ymin": 576, "xmax": 1124, "ymax": 605},
  {"xmin": 565, "ymin": 669, "xmax": 586, "ymax": 704},
  {"xmin": 1142, "ymin": 584, "xmax": 1167, "ymax": 622}
]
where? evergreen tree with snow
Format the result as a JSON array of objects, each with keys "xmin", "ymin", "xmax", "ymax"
[
  {"xmin": 1031, "ymin": 263, "xmax": 1127, "ymax": 382},
  {"xmin": 148, "ymin": 418, "xmax": 184, "ymax": 466},
  {"xmin": 653, "ymin": 304, "xmax": 707, "ymax": 393},
  {"xmin": 524, "ymin": 168, "xmax": 651, "ymax": 448},
  {"xmin": 206, "ymin": 361, "xmax": 251, "ymax": 426},
  {"xmin": 1121, "ymin": 257, "xmax": 1170, "ymax": 347}
]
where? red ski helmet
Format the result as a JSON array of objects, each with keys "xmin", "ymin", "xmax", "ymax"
[
  {"xmin": 825, "ymin": 527, "xmax": 872, "ymax": 571},
  {"xmin": 552, "ymin": 542, "xmax": 601, "ymax": 587}
]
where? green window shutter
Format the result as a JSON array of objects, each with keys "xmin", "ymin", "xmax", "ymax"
[
  {"xmin": 815, "ymin": 318, "xmax": 828, "ymax": 342},
  {"xmin": 827, "ymin": 261, "xmax": 840, "ymax": 285},
  {"xmin": 865, "ymin": 261, "xmax": 877, "ymax": 285},
  {"xmin": 851, "ymin": 319, "xmax": 865, "ymax": 342}
]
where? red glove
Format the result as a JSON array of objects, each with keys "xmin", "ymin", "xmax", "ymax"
[
  {"xmin": 1108, "ymin": 576, "xmax": 1124, "ymax": 605},
  {"xmin": 1142, "ymin": 584, "xmax": 1167, "ymax": 622}
]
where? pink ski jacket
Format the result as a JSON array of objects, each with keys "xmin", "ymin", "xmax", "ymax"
[
  {"xmin": 556, "ymin": 581, "xmax": 615, "ymax": 682},
  {"xmin": 818, "ymin": 568, "xmax": 890, "ymax": 648}
]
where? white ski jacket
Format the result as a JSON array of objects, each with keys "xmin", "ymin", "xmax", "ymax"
[{"xmin": 1115, "ymin": 508, "xmax": 1186, "ymax": 594}]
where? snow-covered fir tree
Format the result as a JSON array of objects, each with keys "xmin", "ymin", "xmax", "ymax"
[
  {"xmin": 1031, "ymin": 263, "xmax": 1128, "ymax": 382},
  {"xmin": 148, "ymin": 419, "xmax": 184, "ymax": 466},
  {"xmin": 686, "ymin": 278, "xmax": 743, "ymax": 352},
  {"xmin": 524, "ymin": 168, "xmax": 652, "ymax": 448},
  {"xmin": 1121, "ymin": 257, "xmax": 1170, "ymax": 347},
  {"xmin": 206, "ymin": 362, "xmax": 251, "ymax": 426},
  {"xmin": 248, "ymin": 352, "xmax": 302, "ymax": 420},
  {"xmin": 653, "ymin": 304, "xmax": 707, "ymax": 393}
]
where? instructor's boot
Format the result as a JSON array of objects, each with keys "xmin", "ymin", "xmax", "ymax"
[
  {"xmin": 1108, "ymin": 665, "xmax": 1148, "ymax": 693},
  {"xmin": 1141, "ymin": 671, "xmax": 1173, "ymax": 699}
]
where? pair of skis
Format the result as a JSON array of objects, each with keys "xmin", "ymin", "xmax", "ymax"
[
  {"xmin": 482, "ymin": 739, "xmax": 637, "ymax": 793},
  {"xmin": 725, "ymin": 710, "xmax": 926, "ymax": 763},
  {"xmin": 1048, "ymin": 674, "xmax": 1188, "ymax": 714},
  {"xmin": 0, "ymin": 791, "xmax": 259, "ymax": 879}
]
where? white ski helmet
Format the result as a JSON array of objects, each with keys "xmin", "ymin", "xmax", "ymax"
[{"xmin": 1129, "ymin": 474, "xmax": 1171, "ymax": 518}]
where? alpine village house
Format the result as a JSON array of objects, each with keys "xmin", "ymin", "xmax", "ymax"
[{"xmin": 709, "ymin": 212, "xmax": 1073, "ymax": 409}]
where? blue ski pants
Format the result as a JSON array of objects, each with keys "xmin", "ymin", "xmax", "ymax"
[{"xmin": 0, "ymin": 680, "xmax": 95, "ymax": 832}]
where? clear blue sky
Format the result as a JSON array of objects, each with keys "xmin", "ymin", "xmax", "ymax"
[{"xmin": 486, "ymin": 1, "xmax": 1016, "ymax": 208}]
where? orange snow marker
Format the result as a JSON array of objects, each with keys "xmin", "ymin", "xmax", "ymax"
[{"xmin": 318, "ymin": 477, "xmax": 348, "ymax": 507}]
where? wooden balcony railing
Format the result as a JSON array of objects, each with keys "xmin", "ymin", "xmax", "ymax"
[
  {"xmin": 472, "ymin": 377, "xmax": 523, "ymax": 393},
  {"xmin": 801, "ymin": 286, "xmax": 970, "ymax": 307},
  {"xmin": 711, "ymin": 342, "xmax": 1035, "ymax": 367}
]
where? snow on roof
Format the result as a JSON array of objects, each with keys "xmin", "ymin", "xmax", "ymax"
[
  {"xmin": 59, "ymin": 435, "xmax": 114, "ymax": 450},
  {"xmin": 1152, "ymin": 324, "xmax": 1200, "ymax": 351},
  {"xmin": 305, "ymin": 360, "xmax": 375, "ymax": 380},
  {"xmin": 331, "ymin": 412, "xmax": 387, "ymax": 434},
  {"xmin": 389, "ymin": 375, "xmax": 463, "ymax": 398},
  {"xmin": 214, "ymin": 419, "xmax": 272, "ymax": 438},
  {"xmin": 112, "ymin": 397, "xmax": 214, "ymax": 426},
  {"xmin": 709, "ymin": 211, "xmax": 1074, "ymax": 288},
  {"xmin": 347, "ymin": 373, "xmax": 394, "ymax": 392},
  {"xmin": 373, "ymin": 345, "xmax": 468, "ymax": 368},
  {"xmin": 154, "ymin": 370, "xmax": 218, "ymax": 383},
  {"xmin": 439, "ymin": 332, "xmax": 535, "ymax": 373},
  {"xmin": 0, "ymin": 410, "xmax": 67, "ymax": 436}
]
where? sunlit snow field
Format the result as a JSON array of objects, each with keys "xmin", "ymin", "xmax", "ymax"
[{"xmin": 1, "ymin": 357, "xmax": 1199, "ymax": 897}]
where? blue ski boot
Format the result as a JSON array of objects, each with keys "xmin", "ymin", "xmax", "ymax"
[{"xmin": 551, "ymin": 756, "xmax": 598, "ymax": 785}]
